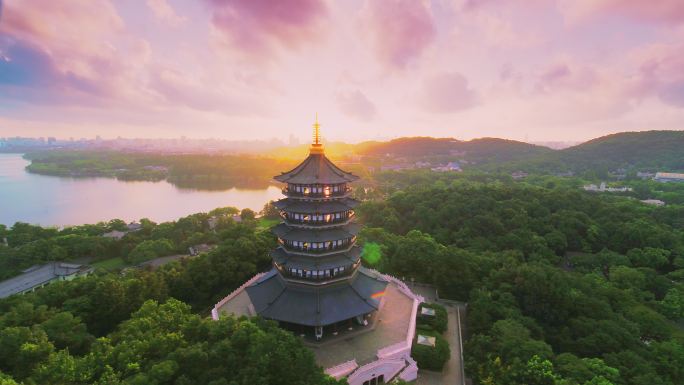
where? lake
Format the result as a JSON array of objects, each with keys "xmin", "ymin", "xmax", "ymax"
[{"xmin": 0, "ymin": 153, "xmax": 283, "ymax": 227}]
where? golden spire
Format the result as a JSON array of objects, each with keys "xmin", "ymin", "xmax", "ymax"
[{"xmin": 310, "ymin": 113, "xmax": 324, "ymax": 154}]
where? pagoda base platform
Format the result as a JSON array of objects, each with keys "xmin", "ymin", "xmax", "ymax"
[{"xmin": 212, "ymin": 270, "xmax": 424, "ymax": 385}]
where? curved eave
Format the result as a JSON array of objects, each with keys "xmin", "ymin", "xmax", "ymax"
[
  {"xmin": 273, "ymin": 197, "xmax": 359, "ymax": 214},
  {"xmin": 273, "ymin": 154, "xmax": 359, "ymax": 184},
  {"xmin": 272, "ymin": 222, "xmax": 360, "ymax": 242},
  {"xmin": 245, "ymin": 267, "xmax": 388, "ymax": 327},
  {"xmin": 272, "ymin": 246, "xmax": 361, "ymax": 270}
]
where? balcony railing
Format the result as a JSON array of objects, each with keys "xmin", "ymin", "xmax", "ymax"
[
  {"xmin": 282, "ymin": 187, "xmax": 352, "ymax": 199},
  {"xmin": 277, "ymin": 240, "xmax": 355, "ymax": 256},
  {"xmin": 281, "ymin": 212, "xmax": 355, "ymax": 228}
]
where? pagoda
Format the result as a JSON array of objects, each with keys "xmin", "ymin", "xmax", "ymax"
[{"xmin": 244, "ymin": 116, "xmax": 387, "ymax": 340}]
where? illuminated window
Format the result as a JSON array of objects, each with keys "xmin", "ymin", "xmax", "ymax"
[
  {"xmin": 303, "ymin": 187, "xmax": 310, "ymax": 194},
  {"xmin": 324, "ymin": 186, "xmax": 331, "ymax": 196}
]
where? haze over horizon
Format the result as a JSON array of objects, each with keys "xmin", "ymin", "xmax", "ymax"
[{"xmin": 1, "ymin": 0, "xmax": 684, "ymax": 143}]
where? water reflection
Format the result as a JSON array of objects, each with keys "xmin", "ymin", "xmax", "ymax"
[{"xmin": 0, "ymin": 154, "xmax": 282, "ymax": 226}]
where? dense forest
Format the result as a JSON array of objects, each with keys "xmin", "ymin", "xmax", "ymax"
[
  {"xmin": 4, "ymin": 148, "xmax": 684, "ymax": 384},
  {"xmin": 358, "ymin": 175, "xmax": 684, "ymax": 385},
  {"xmin": 0, "ymin": 214, "xmax": 343, "ymax": 384}
]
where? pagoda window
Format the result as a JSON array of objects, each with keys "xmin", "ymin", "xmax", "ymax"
[
  {"xmin": 303, "ymin": 242, "xmax": 309, "ymax": 250},
  {"xmin": 324, "ymin": 186, "xmax": 331, "ymax": 196},
  {"xmin": 303, "ymin": 187, "xmax": 310, "ymax": 195},
  {"xmin": 335, "ymin": 213, "xmax": 341, "ymax": 219},
  {"xmin": 303, "ymin": 214, "xmax": 310, "ymax": 222}
]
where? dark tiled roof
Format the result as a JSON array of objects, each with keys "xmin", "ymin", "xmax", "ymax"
[
  {"xmin": 274, "ymin": 154, "xmax": 359, "ymax": 184},
  {"xmin": 272, "ymin": 222, "xmax": 360, "ymax": 242},
  {"xmin": 0, "ymin": 262, "xmax": 92, "ymax": 298},
  {"xmin": 271, "ymin": 246, "xmax": 361, "ymax": 270},
  {"xmin": 245, "ymin": 267, "xmax": 388, "ymax": 326},
  {"xmin": 273, "ymin": 198, "xmax": 359, "ymax": 214}
]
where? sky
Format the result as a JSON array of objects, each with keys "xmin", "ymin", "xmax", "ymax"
[{"xmin": 1, "ymin": 0, "xmax": 684, "ymax": 143}]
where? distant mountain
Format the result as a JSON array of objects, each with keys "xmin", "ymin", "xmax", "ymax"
[
  {"xmin": 271, "ymin": 130, "xmax": 684, "ymax": 174},
  {"xmin": 561, "ymin": 131, "xmax": 684, "ymax": 170},
  {"xmin": 355, "ymin": 136, "xmax": 552, "ymax": 164}
]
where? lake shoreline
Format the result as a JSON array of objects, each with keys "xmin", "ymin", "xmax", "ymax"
[{"xmin": 0, "ymin": 153, "xmax": 282, "ymax": 227}]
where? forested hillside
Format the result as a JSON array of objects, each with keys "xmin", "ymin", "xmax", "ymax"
[
  {"xmin": 359, "ymin": 177, "xmax": 684, "ymax": 385},
  {"xmin": 489, "ymin": 131, "xmax": 684, "ymax": 175},
  {"xmin": 355, "ymin": 137, "xmax": 552, "ymax": 164}
]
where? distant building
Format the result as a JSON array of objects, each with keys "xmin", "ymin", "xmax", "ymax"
[
  {"xmin": 126, "ymin": 222, "xmax": 142, "ymax": 232},
  {"xmin": 583, "ymin": 182, "xmax": 632, "ymax": 192},
  {"xmin": 381, "ymin": 164, "xmax": 413, "ymax": 171},
  {"xmin": 640, "ymin": 199, "xmax": 666, "ymax": 206},
  {"xmin": 102, "ymin": 230, "xmax": 127, "ymax": 240},
  {"xmin": 654, "ymin": 172, "xmax": 684, "ymax": 183},
  {"xmin": 0, "ymin": 262, "xmax": 93, "ymax": 298},
  {"xmin": 102, "ymin": 222, "xmax": 142, "ymax": 239},
  {"xmin": 637, "ymin": 172, "xmax": 655, "ymax": 179},
  {"xmin": 231, "ymin": 214, "xmax": 242, "ymax": 223},
  {"xmin": 431, "ymin": 162, "xmax": 462, "ymax": 172},
  {"xmin": 188, "ymin": 244, "xmax": 215, "ymax": 256},
  {"xmin": 511, "ymin": 171, "xmax": 528, "ymax": 180},
  {"xmin": 208, "ymin": 216, "xmax": 219, "ymax": 230}
]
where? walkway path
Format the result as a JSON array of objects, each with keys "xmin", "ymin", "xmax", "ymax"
[{"xmin": 416, "ymin": 301, "xmax": 466, "ymax": 385}]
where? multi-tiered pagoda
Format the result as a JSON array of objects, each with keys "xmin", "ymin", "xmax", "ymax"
[{"xmin": 244, "ymin": 117, "xmax": 387, "ymax": 339}]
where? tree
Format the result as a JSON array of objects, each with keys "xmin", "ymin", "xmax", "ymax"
[
  {"xmin": 660, "ymin": 287, "xmax": 684, "ymax": 320},
  {"xmin": 260, "ymin": 201, "xmax": 280, "ymax": 219}
]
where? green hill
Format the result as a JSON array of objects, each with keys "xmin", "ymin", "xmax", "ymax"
[
  {"xmin": 560, "ymin": 130, "xmax": 684, "ymax": 171},
  {"xmin": 355, "ymin": 136, "xmax": 552, "ymax": 165},
  {"xmin": 496, "ymin": 130, "xmax": 684, "ymax": 175}
]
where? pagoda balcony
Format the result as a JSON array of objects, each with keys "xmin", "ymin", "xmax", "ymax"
[
  {"xmin": 281, "ymin": 186, "xmax": 352, "ymax": 200},
  {"xmin": 275, "ymin": 261, "xmax": 361, "ymax": 285},
  {"xmin": 281, "ymin": 212, "xmax": 355, "ymax": 228},
  {"xmin": 278, "ymin": 242, "xmax": 356, "ymax": 257}
]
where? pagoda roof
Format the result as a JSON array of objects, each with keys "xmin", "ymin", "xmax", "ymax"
[
  {"xmin": 273, "ymin": 198, "xmax": 359, "ymax": 214},
  {"xmin": 273, "ymin": 222, "xmax": 360, "ymax": 242},
  {"xmin": 271, "ymin": 246, "xmax": 361, "ymax": 270},
  {"xmin": 245, "ymin": 267, "xmax": 388, "ymax": 326},
  {"xmin": 274, "ymin": 154, "xmax": 359, "ymax": 184}
]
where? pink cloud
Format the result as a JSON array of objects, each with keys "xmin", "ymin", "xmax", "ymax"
[
  {"xmin": 0, "ymin": 0, "xmax": 136, "ymax": 104},
  {"xmin": 362, "ymin": 0, "xmax": 435, "ymax": 70},
  {"xmin": 146, "ymin": 0, "xmax": 186, "ymax": 27},
  {"xmin": 561, "ymin": 0, "xmax": 684, "ymax": 25},
  {"xmin": 336, "ymin": 90, "xmax": 376, "ymax": 121},
  {"xmin": 421, "ymin": 72, "xmax": 478, "ymax": 113},
  {"xmin": 536, "ymin": 62, "xmax": 598, "ymax": 93},
  {"xmin": 206, "ymin": 0, "xmax": 327, "ymax": 58}
]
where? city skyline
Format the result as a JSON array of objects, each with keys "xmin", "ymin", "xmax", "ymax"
[{"xmin": 1, "ymin": 0, "xmax": 684, "ymax": 142}]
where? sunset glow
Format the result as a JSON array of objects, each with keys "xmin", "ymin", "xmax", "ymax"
[{"xmin": 1, "ymin": 0, "xmax": 683, "ymax": 142}]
